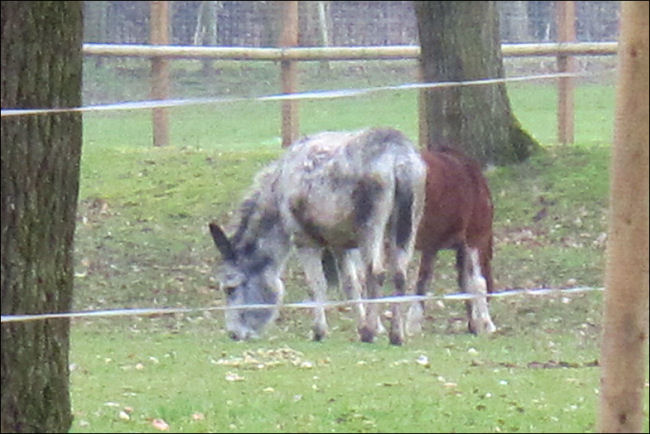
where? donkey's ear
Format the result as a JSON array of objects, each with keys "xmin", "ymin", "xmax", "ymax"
[{"xmin": 209, "ymin": 222, "xmax": 236, "ymax": 262}]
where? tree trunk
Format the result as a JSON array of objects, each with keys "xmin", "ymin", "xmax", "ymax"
[
  {"xmin": 1, "ymin": 2, "xmax": 83, "ymax": 432},
  {"xmin": 598, "ymin": 2, "xmax": 649, "ymax": 432},
  {"xmin": 414, "ymin": 1, "xmax": 540, "ymax": 166}
]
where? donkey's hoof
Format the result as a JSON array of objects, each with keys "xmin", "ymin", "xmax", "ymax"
[
  {"xmin": 389, "ymin": 331, "xmax": 404, "ymax": 346},
  {"xmin": 468, "ymin": 318, "xmax": 497, "ymax": 335},
  {"xmin": 358, "ymin": 326, "xmax": 375, "ymax": 343},
  {"xmin": 312, "ymin": 328, "xmax": 328, "ymax": 342}
]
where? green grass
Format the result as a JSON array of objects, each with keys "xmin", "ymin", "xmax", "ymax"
[
  {"xmin": 70, "ymin": 305, "xmax": 607, "ymax": 433},
  {"xmin": 70, "ymin": 62, "xmax": 648, "ymax": 433}
]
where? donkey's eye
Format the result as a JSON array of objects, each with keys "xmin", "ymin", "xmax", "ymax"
[{"xmin": 224, "ymin": 285, "xmax": 237, "ymax": 296}]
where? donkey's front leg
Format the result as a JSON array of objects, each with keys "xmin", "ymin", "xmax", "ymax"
[{"xmin": 297, "ymin": 247, "xmax": 330, "ymax": 341}]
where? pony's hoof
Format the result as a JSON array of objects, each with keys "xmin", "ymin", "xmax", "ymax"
[{"xmin": 405, "ymin": 303, "xmax": 424, "ymax": 336}]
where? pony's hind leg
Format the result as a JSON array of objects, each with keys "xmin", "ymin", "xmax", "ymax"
[
  {"xmin": 297, "ymin": 246, "xmax": 330, "ymax": 341},
  {"xmin": 404, "ymin": 249, "xmax": 436, "ymax": 337},
  {"xmin": 416, "ymin": 249, "xmax": 436, "ymax": 310},
  {"xmin": 458, "ymin": 245, "xmax": 496, "ymax": 334}
]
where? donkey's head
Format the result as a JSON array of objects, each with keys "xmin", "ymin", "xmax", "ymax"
[{"xmin": 209, "ymin": 222, "xmax": 282, "ymax": 340}]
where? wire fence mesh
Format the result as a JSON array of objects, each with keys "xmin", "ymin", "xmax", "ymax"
[{"xmin": 83, "ymin": 1, "xmax": 620, "ymax": 47}]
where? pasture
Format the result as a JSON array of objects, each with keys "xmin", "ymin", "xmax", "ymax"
[{"xmin": 69, "ymin": 59, "xmax": 648, "ymax": 432}]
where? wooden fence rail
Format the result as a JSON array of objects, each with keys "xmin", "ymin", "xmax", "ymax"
[
  {"xmin": 83, "ymin": 42, "xmax": 617, "ymax": 60},
  {"xmin": 83, "ymin": 41, "xmax": 618, "ymax": 146}
]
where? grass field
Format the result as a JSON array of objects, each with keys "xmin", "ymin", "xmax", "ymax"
[{"xmin": 68, "ymin": 60, "xmax": 648, "ymax": 433}]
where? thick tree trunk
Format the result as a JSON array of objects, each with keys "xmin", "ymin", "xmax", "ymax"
[
  {"xmin": 415, "ymin": 1, "xmax": 540, "ymax": 166},
  {"xmin": 598, "ymin": 2, "xmax": 649, "ymax": 432},
  {"xmin": 1, "ymin": 2, "xmax": 83, "ymax": 432}
]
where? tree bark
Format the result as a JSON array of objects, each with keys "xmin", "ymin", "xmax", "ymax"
[
  {"xmin": 1, "ymin": 2, "xmax": 83, "ymax": 432},
  {"xmin": 414, "ymin": 1, "xmax": 540, "ymax": 166},
  {"xmin": 598, "ymin": 2, "xmax": 649, "ymax": 432}
]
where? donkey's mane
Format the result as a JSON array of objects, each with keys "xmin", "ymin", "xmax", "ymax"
[{"xmin": 230, "ymin": 160, "xmax": 281, "ymax": 248}]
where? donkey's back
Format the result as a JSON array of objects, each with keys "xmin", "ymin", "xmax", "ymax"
[{"xmin": 278, "ymin": 128, "xmax": 425, "ymax": 253}]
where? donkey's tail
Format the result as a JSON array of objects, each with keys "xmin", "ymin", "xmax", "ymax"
[
  {"xmin": 394, "ymin": 171, "xmax": 415, "ymax": 250},
  {"xmin": 393, "ymin": 155, "xmax": 426, "ymax": 251}
]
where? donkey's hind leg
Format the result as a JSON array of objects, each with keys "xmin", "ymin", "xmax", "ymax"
[
  {"xmin": 356, "ymin": 199, "xmax": 392, "ymax": 344},
  {"xmin": 339, "ymin": 249, "xmax": 371, "ymax": 333},
  {"xmin": 297, "ymin": 246, "xmax": 330, "ymax": 341},
  {"xmin": 457, "ymin": 245, "xmax": 496, "ymax": 334},
  {"xmin": 387, "ymin": 226, "xmax": 421, "ymax": 344}
]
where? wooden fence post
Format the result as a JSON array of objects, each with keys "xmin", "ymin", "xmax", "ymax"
[
  {"xmin": 280, "ymin": 1, "xmax": 299, "ymax": 147},
  {"xmin": 598, "ymin": 2, "xmax": 649, "ymax": 432},
  {"xmin": 150, "ymin": 1, "xmax": 170, "ymax": 147},
  {"xmin": 556, "ymin": 1, "xmax": 575, "ymax": 144}
]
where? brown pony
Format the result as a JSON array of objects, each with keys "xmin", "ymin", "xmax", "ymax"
[{"xmin": 415, "ymin": 147, "xmax": 496, "ymax": 334}]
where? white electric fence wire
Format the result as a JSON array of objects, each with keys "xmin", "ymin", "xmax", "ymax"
[
  {"xmin": 1, "ymin": 72, "xmax": 588, "ymax": 117},
  {"xmin": 1, "ymin": 286, "xmax": 603, "ymax": 323}
]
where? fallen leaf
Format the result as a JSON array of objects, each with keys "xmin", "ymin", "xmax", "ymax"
[
  {"xmin": 152, "ymin": 418, "xmax": 169, "ymax": 431},
  {"xmin": 225, "ymin": 372, "xmax": 244, "ymax": 382},
  {"xmin": 377, "ymin": 381, "xmax": 399, "ymax": 387},
  {"xmin": 415, "ymin": 355, "xmax": 430, "ymax": 367},
  {"xmin": 192, "ymin": 412, "xmax": 205, "ymax": 421}
]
